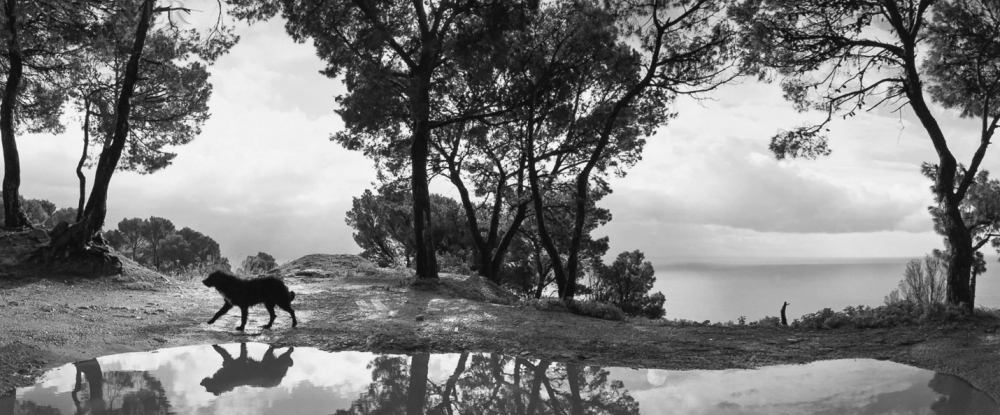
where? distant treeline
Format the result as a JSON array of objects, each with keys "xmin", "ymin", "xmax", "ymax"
[
  {"xmin": 0, "ymin": 196, "xmax": 78, "ymax": 228},
  {"xmin": 102, "ymin": 217, "xmax": 228, "ymax": 273}
]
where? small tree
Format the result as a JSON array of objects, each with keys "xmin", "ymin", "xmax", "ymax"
[
  {"xmin": 140, "ymin": 216, "xmax": 174, "ymax": 270},
  {"xmin": 116, "ymin": 218, "xmax": 146, "ymax": 261},
  {"xmin": 45, "ymin": 208, "xmax": 78, "ymax": 227},
  {"xmin": 346, "ymin": 187, "xmax": 474, "ymax": 270},
  {"xmin": 592, "ymin": 250, "xmax": 665, "ymax": 319},
  {"xmin": 241, "ymin": 252, "xmax": 277, "ymax": 275},
  {"xmin": 886, "ymin": 255, "xmax": 948, "ymax": 306}
]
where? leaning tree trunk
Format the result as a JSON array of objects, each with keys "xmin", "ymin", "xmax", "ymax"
[
  {"xmin": 0, "ymin": 0, "xmax": 28, "ymax": 229},
  {"xmin": 81, "ymin": 0, "xmax": 152, "ymax": 237},
  {"xmin": 45, "ymin": 0, "xmax": 153, "ymax": 270},
  {"xmin": 409, "ymin": 59, "xmax": 438, "ymax": 280},
  {"xmin": 76, "ymin": 98, "xmax": 91, "ymax": 223}
]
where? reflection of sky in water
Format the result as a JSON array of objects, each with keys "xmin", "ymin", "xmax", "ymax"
[{"xmin": 2, "ymin": 343, "xmax": 997, "ymax": 415}]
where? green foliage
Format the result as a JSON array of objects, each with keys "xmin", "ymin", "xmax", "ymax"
[
  {"xmin": 794, "ymin": 303, "xmax": 972, "ymax": 330},
  {"xmin": 116, "ymin": 218, "xmax": 147, "ymax": 260},
  {"xmin": 104, "ymin": 216, "xmax": 223, "ymax": 273},
  {"xmin": 591, "ymin": 250, "xmax": 665, "ymax": 319},
  {"xmin": 753, "ymin": 316, "xmax": 782, "ymax": 327},
  {"xmin": 345, "ymin": 186, "xmax": 474, "ymax": 270},
  {"xmin": 567, "ymin": 300, "xmax": 627, "ymax": 321},
  {"xmin": 345, "ymin": 188, "xmax": 411, "ymax": 267},
  {"xmin": 73, "ymin": 1, "xmax": 236, "ymax": 175},
  {"xmin": 46, "ymin": 208, "xmax": 77, "ymax": 227},
  {"xmin": 159, "ymin": 227, "xmax": 225, "ymax": 271},
  {"xmin": 240, "ymin": 252, "xmax": 278, "ymax": 275},
  {"xmin": 0, "ymin": 198, "xmax": 74, "ymax": 228},
  {"xmin": 140, "ymin": 216, "xmax": 175, "ymax": 269},
  {"xmin": 503, "ymin": 186, "xmax": 611, "ymax": 298},
  {"xmin": 924, "ymin": 0, "xmax": 1000, "ymax": 120}
]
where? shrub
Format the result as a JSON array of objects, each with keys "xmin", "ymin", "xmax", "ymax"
[
  {"xmin": 795, "ymin": 302, "xmax": 973, "ymax": 329},
  {"xmin": 568, "ymin": 300, "xmax": 626, "ymax": 321},
  {"xmin": 752, "ymin": 316, "xmax": 781, "ymax": 327},
  {"xmin": 591, "ymin": 250, "xmax": 665, "ymax": 319},
  {"xmin": 885, "ymin": 255, "xmax": 946, "ymax": 306},
  {"xmin": 519, "ymin": 298, "xmax": 626, "ymax": 321}
]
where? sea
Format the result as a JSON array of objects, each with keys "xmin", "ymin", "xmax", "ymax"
[{"xmin": 652, "ymin": 257, "xmax": 1000, "ymax": 323}]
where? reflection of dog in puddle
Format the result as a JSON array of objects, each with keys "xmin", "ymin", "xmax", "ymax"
[
  {"xmin": 200, "ymin": 343, "xmax": 295, "ymax": 395},
  {"xmin": 203, "ymin": 270, "xmax": 298, "ymax": 331}
]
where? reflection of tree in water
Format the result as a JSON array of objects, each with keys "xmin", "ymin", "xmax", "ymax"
[
  {"xmin": 69, "ymin": 359, "xmax": 174, "ymax": 415},
  {"xmin": 337, "ymin": 353, "xmax": 638, "ymax": 415},
  {"xmin": 6, "ymin": 399, "xmax": 62, "ymax": 415},
  {"xmin": 928, "ymin": 373, "xmax": 1000, "ymax": 415}
]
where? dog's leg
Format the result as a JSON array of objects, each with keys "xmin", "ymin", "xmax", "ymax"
[
  {"xmin": 263, "ymin": 303, "xmax": 277, "ymax": 329},
  {"xmin": 278, "ymin": 302, "xmax": 297, "ymax": 328},
  {"xmin": 237, "ymin": 306, "xmax": 249, "ymax": 331},
  {"xmin": 208, "ymin": 302, "xmax": 233, "ymax": 325}
]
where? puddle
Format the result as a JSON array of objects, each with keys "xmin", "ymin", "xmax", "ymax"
[{"xmin": 1, "ymin": 343, "xmax": 997, "ymax": 414}]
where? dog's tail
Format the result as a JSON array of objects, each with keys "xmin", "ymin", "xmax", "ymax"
[{"xmin": 289, "ymin": 291, "xmax": 296, "ymax": 303}]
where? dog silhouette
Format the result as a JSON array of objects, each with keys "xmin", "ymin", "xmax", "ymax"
[{"xmin": 200, "ymin": 343, "xmax": 295, "ymax": 395}]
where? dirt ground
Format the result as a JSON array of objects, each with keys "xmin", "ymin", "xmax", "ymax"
[{"xmin": 2, "ymin": 253, "xmax": 1000, "ymax": 402}]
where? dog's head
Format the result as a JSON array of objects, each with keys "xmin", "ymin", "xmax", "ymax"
[{"xmin": 202, "ymin": 271, "xmax": 230, "ymax": 288}]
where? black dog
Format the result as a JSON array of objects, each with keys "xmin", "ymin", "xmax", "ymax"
[{"xmin": 203, "ymin": 271, "xmax": 298, "ymax": 331}]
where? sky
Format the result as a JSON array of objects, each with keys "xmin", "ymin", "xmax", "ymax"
[{"xmin": 9, "ymin": 11, "xmax": 998, "ymax": 266}]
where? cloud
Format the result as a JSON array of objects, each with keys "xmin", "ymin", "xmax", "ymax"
[
  {"xmin": 605, "ymin": 135, "xmax": 929, "ymax": 234},
  {"xmin": 14, "ymin": 18, "xmax": 374, "ymax": 264}
]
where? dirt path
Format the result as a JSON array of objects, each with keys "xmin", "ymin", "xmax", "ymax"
[{"xmin": 2, "ymin": 254, "xmax": 999, "ymax": 402}]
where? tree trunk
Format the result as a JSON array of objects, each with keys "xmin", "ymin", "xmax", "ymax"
[
  {"xmin": 513, "ymin": 358, "xmax": 525, "ymax": 414},
  {"xmin": 525, "ymin": 114, "xmax": 567, "ymax": 297},
  {"xmin": 971, "ymin": 269, "xmax": 978, "ymax": 311},
  {"xmin": 429, "ymin": 351, "xmax": 467, "ymax": 415},
  {"xmin": 944, "ymin": 202, "xmax": 974, "ymax": 311},
  {"xmin": 567, "ymin": 364, "xmax": 584, "ymax": 415},
  {"xmin": 901, "ymin": 47, "xmax": 976, "ymax": 312},
  {"xmin": 410, "ymin": 64, "xmax": 437, "ymax": 280},
  {"xmin": 44, "ymin": 0, "xmax": 152, "ymax": 270},
  {"xmin": 1, "ymin": 0, "xmax": 28, "ymax": 229},
  {"xmin": 76, "ymin": 98, "xmax": 91, "ymax": 223},
  {"xmin": 525, "ymin": 360, "xmax": 549, "ymax": 415},
  {"xmin": 406, "ymin": 353, "xmax": 430, "ymax": 415},
  {"xmin": 74, "ymin": 359, "xmax": 106, "ymax": 413},
  {"xmin": 80, "ymin": 0, "xmax": 153, "ymax": 238}
]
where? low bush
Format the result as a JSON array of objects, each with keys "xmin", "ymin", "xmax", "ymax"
[
  {"xmin": 519, "ymin": 298, "xmax": 626, "ymax": 321},
  {"xmin": 568, "ymin": 300, "xmax": 627, "ymax": 321},
  {"xmin": 752, "ymin": 316, "xmax": 782, "ymax": 327},
  {"xmin": 794, "ymin": 302, "xmax": 972, "ymax": 329}
]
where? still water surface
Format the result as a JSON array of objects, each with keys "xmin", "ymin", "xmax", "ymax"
[
  {"xmin": 654, "ymin": 257, "xmax": 1000, "ymax": 322},
  {"xmin": 2, "ymin": 342, "xmax": 997, "ymax": 414}
]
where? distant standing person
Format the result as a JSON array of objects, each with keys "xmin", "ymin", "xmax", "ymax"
[{"xmin": 781, "ymin": 302, "xmax": 790, "ymax": 326}]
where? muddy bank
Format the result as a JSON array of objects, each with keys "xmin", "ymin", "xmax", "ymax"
[{"xmin": 2, "ymin": 253, "xmax": 999, "ymax": 402}]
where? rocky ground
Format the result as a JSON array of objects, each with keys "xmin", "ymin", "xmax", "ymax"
[{"xmin": 1, "ymin": 253, "xmax": 999, "ymax": 402}]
